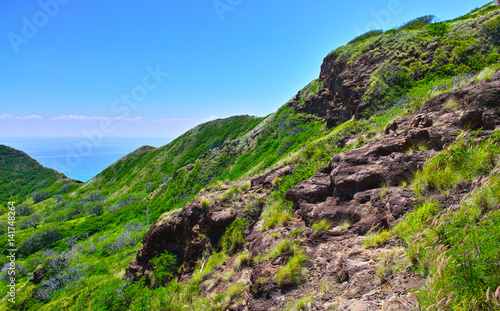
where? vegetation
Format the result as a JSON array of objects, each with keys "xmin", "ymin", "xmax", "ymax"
[
  {"xmin": 348, "ymin": 30, "xmax": 383, "ymax": 44},
  {"xmin": 220, "ymin": 219, "xmax": 249, "ymax": 254},
  {"xmin": 363, "ymin": 230, "xmax": 392, "ymax": 248},
  {"xmin": 150, "ymin": 251, "xmax": 177, "ymax": 287},
  {"xmin": 276, "ymin": 249, "xmax": 307, "ymax": 286},
  {"xmin": 394, "ymin": 130, "xmax": 500, "ymax": 309},
  {"xmin": 412, "ymin": 131, "xmax": 500, "ymax": 198},
  {"xmin": 0, "ymin": 145, "xmax": 79, "ymax": 203},
  {"xmin": 1, "ymin": 2, "xmax": 500, "ymax": 310},
  {"xmin": 311, "ymin": 219, "xmax": 331, "ymax": 232}
]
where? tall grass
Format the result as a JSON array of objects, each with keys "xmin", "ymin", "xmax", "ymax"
[
  {"xmin": 395, "ymin": 130, "xmax": 500, "ymax": 309},
  {"xmin": 412, "ymin": 132, "xmax": 500, "ymax": 198}
]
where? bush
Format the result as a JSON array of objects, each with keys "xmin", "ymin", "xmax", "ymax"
[
  {"xmin": 150, "ymin": 251, "xmax": 177, "ymax": 287},
  {"xmin": 363, "ymin": 230, "xmax": 392, "ymax": 248},
  {"xmin": 348, "ymin": 30, "xmax": 383, "ymax": 44},
  {"xmin": 276, "ymin": 250, "xmax": 307, "ymax": 287},
  {"xmin": 428, "ymin": 22, "xmax": 449, "ymax": 37},
  {"xmin": 311, "ymin": 219, "xmax": 331, "ymax": 232},
  {"xmin": 17, "ymin": 204, "xmax": 33, "ymax": 217},
  {"xmin": 19, "ymin": 228, "xmax": 60, "ymax": 256},
  {"xmin": 32, "ymin": 191, "xmax": 48, "ymax": 203},
  {"xmin": 25, "ymin": 213, "xmax": 43, "ymax": 229},
  {"xmin": 484, "ymin": 15, "xmax": 500, "ymax": 45},
  {"xmin": 60, "ymin": 183, "xmax": 72, "ymax": 194},
  {"xmin": 88, "ymin": 203, "xmax": 104, "ymax": 216},
  {"xmin": 220, "ymin": 219, "xmax": 249, "ymax": 254}
]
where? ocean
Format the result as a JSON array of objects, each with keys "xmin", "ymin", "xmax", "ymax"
[{"xmin": 0, "ymin": 137, "xmax": 171, "ymax": 182}]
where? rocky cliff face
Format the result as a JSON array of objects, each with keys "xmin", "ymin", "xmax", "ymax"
[
  {"xmin": 128, "ymin": 77, "xmax": 500, "ymax": 310},
  {"xmin": 289, "ymin": 49, "xmax": 384, "ymax": 125}
]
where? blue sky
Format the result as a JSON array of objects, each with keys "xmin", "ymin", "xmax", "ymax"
[{"xmin": 0, "ymin": 0, "xmax": 491, "ymax": 138}]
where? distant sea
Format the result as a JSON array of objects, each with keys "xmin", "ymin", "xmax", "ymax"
[{"xmin": 0, "ymin": 137, "xmax": 171, "ymax": 182}]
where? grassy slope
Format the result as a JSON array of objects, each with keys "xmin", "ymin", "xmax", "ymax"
[
  {"xmin": 0, "ymin": 145, "xmax": 79, "ymax": 204},
  {"xmin": 2, "ymin": 2, "xmax": 500, "ymax": 310}
]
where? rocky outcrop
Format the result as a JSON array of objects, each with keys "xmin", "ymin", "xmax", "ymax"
[
  {"xmin": 288, "ymin": 41, "xmax": 389, "ymax": 127},
  {"xmin": 126, "ymin": 180, "xmax": 268, "ymax": 280},
  {"xmin": 286, "ymin": 80, "xmax": 500, "ymax": 236}
]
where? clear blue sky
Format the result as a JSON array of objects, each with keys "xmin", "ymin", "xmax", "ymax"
[{"xmin": 0, "ymin": 0, "xmax": 490, "ymax": 137}]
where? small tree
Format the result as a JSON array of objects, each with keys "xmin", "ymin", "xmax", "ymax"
[
  {"xmin": 60, "ymin": 183, "xmax": 71, "ymax": 194},
  {"xmin": 88, "ymin": 203, "xmax": 104, "ymax": 216},
  {"xmin": 17, "ymin": 204, "xmax": 33, "ymax": 217},
  {"xmin": 150, "ymin": 251, "xmax": 177, "ymax": 287},
  {"xmin": 32, "ymin": 191, "xmax": 48, "ymax": 203},
  {"xmin": 26, "ymin": 213, "xmax": 43, "ymax": 229}
]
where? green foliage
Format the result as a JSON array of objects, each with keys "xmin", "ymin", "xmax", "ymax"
[
  {"xmin": 234, "ymin": 251, "xmax": 252, "ymax": 271},
  {"xmin": 276, "ymin": 250, "xmax": 307, "ymax": 287},
  {"xmin": 428, "ymin": 22, "xmax": 450, "ymax": 37},
  {"xmin": 484, "ymin": 15, "xmax": 500, "ymax": 44},
  {"xmin": 349, "ymin": 30, "xmax": 383, "ymax": 44},
  {"xmin": 200, "ymin": 197, "xmax": 211, "ymax": 209},
  {"xmin": 0, "ymin": 145, "xmax": 76, "ymax": 203},
  {"xmin": 363, "ymin": 230, "xmax": 392, "ymax": 248},
  {"xmin": 311, "ymin": 219, "xmax": 331, "ymax": 232},
  {"xmin": 475, "ymin": 63, "xmax": 500, "ymax": 82},
  {"xmin": 192, "ymin": 252, "xmax": 228, "ymax": 283},
  {"xmin": 395, "ymin": 130, "xmax": 500, "ymax": 309},
  {"xmin": 2, "ymin": 4, "xmax": 500, "ymax": 310},
  {"xmin": 19, "ymin": 228, "xmax": 60, "ymax": 256},
  {"xmin": 220, "ymin": 219, "xmax": 249, "ymax": 254},
  {"xmin": 412, "ymin": 133, "xmax": 500, "ymax": 197},
  {"xmin": 334, "ymin": 4, "xmax": 500, "ymax": 114},
  {"xmin": 398, "ymin": 15, "xmax": 436, "ymax": 30},
  {"xmin": 261, "ymin": 199, "xmax": 293, "ymax": 230},
  {"xmin": 150, "ymin": 251, "xmax": 177, "ymax": 287}
]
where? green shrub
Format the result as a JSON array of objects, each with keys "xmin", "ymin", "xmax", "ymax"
[
  {"xmin": 398, "ymin": 15, "xmax": 436, "ymax": 30},
  {"xmin": 150, "ymin": 251, "xmax": 177, "ymax": 287},
  {"xmin": 484, "ymin": 15, "xmax": 500, "ymax": 44},
  {"xmin": 220, "ymin": 219, "xmax": 249, "ymax": 254},
  {"xmin": 428, "ymin": 22, "xmax": 449, "ymax": 37},
  {"xmin": 363, "ymin": 230, "xmax": 392, "ymax": 248},
  {"xmin": 311, "ymin": 219, "xmax": 331, "ymax": 232},
  {"xmin": 276, "ymin": 250, "xmax": 307, "ymax": 286},
  {"xmin": 19, "ymin": 228, "xmax": 60, "ymax": 256},
  {"xmin": 32, "ymin": 191, "xmax": 48, "ymax": 203},
  {"xmin": 348, "ymin": 30, "xmax": 383, "ymax": 44},
  {"xmin": 199, "ymin": 197, "xmax": 211, "ymax": 209}
]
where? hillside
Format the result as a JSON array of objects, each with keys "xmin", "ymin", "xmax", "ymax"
[
  {"xmin": 0, "ymin": 145, "xmax": 81, "ymax": 204},
  {"xmin": 2, "ymin": 2, "xmax": 500, "ymax": 310}
]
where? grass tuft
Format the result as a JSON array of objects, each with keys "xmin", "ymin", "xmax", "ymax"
[
  {"xmin": 363, "ymin": 230, "xmax": 392, "ymax": 248},
  {"xmin": 312, "ymin": 219, "xmax": 332, "ymax": 232}
]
